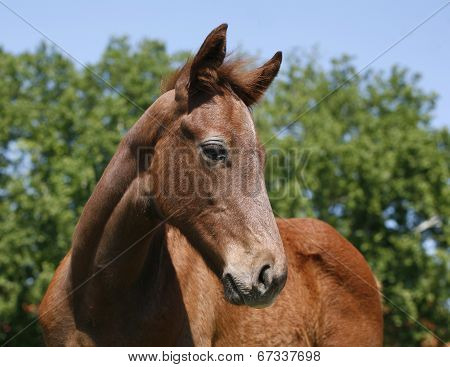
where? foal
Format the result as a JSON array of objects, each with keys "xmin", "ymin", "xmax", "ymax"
[{"xmin": 40, "ymin": 24, "xmax": 383, "ymax": 346}]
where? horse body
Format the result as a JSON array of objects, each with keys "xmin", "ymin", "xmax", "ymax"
[
  {"xmin": 39, "ymin": 24, "xmax": 383, "ymax": 346},
  {"xmin": 40, "ymin": 219, "xmax": 382, "ymax": 346}
]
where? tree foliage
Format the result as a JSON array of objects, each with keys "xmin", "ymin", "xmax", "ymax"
[{"xmin": 0, "ymin": 39, "xmax": 448, "ymax": 346}]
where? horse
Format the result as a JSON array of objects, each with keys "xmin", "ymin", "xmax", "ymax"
[{"xmin": 39, "ymin": 24, "xmax": 383, "ymax": 346}]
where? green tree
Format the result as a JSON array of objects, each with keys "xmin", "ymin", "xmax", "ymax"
[
  {"xmin": 0, "ymin": 41, "xmax": 448, "ymax": 346},
  {"xmin": 256, "ymin": 53, "xmax": 449, "ymax": 346}
]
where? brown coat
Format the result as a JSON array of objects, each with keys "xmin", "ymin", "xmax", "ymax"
[{"xmin": 39, "ymin": 24, "xmax": 383, "ymax": 346}]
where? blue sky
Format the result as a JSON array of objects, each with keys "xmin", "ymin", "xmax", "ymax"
[{"xmin": 1, "ymin": 0, "xmax": 449, "ymax": 127}]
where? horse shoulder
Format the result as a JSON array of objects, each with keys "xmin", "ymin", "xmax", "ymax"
[{"xmin": 277, "ymin": 217, "xmax": 383, "ymax": 346}]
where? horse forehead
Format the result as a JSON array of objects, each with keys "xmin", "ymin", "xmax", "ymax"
[{"xmin": 194, "ymin": 95, "xmax": 256, "ymax": 141}]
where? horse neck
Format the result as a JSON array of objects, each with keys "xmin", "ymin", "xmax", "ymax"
[{"xmin": 69, "ymin": 103, "xmax": 170, "ymax": 290}]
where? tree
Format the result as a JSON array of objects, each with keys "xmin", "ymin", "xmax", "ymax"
[
  {"xmin": 256, "ymin": 53, "xmax": 449, "ymax": 346},
  {"xmin": 0, "ymin": 40, "xmax": 448, "ymax": 346}
]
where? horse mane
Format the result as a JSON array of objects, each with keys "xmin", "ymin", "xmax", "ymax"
[{"xmin": 161, "ymin": 56, "xmax": 269, "ymax": 105}]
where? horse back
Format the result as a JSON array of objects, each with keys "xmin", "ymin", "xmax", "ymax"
[{"xmin": 276, "ymin": 218, "xmax": 383, "ymax": 346}]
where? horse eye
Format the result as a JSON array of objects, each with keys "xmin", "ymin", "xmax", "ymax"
[{"xmin": 201, "ymin": 143, "xmax": 228, "ymax": 162}]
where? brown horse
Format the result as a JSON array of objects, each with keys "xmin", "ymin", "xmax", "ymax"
[{"xmin": 39, "ymin": 24, "xmax": 383, "ymax": 346}]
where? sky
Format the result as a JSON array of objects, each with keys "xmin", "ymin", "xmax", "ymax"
[{"xmin": 1, "ymin": 0, "xmax": 449, "ymax": 127}]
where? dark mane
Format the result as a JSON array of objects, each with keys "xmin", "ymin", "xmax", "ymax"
[{"xmin": 161, "ymin": 56, "xmax": 272, "ymax": 105}]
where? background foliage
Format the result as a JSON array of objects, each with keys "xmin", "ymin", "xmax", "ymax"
[{"xmin": 0, "ymin": 38, "xmax": 448, "ymax": 346}]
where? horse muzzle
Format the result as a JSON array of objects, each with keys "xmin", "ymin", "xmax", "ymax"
[{"xmin": 221, "ymin": 264, "xmax": 287, "ymax": 308}]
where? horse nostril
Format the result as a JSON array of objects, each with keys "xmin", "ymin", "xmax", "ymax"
[{"xmin": 257, "ymin": 264, "xmax": 273, "ymax": 290}]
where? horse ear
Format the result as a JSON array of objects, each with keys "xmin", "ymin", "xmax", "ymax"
[
  {"xmin": 235, "ymin": 51, "xmax": 282, "ymax": 106},
  {"xmin": 175, "ymin": 24, "xmax": 227, "ymax": 100},
  {"xmin": 191, "ymin": 23, "xmax": 227, "ymax": 78}
]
